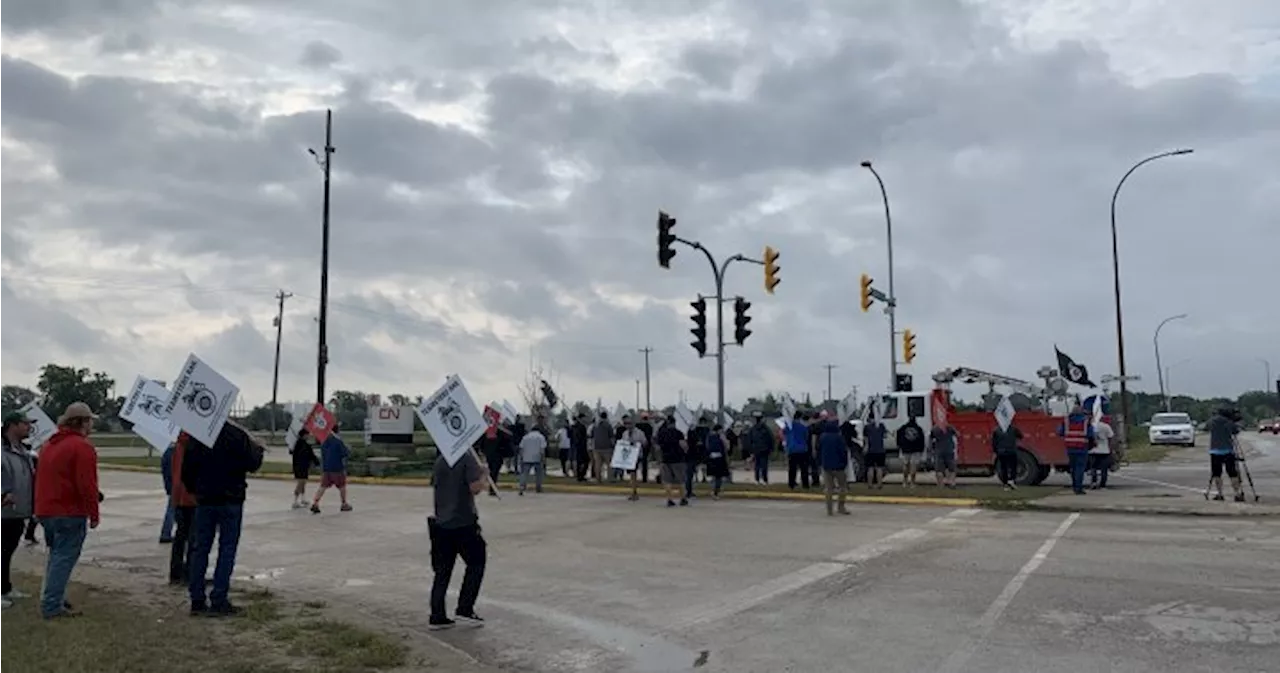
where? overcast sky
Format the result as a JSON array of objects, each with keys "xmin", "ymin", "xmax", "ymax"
[{"xmin": 2, "ymin": 0, "xmax": 1278, "ymax": 412}]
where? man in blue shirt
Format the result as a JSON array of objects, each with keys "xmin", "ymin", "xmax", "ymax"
[
  {"xmin": 311, "ymin": 428, "xmax": 353, "ymax": 514},
  {"xmin": 785, "ymin": 412, "xmax": 811, "ymax": 490},
  {"xmin": 1207, "ymin": 407, "xmax": 1244, "ymax": 502},
  {"xmin": 863, "ymin": 415, "xmax": 887, "ymax": 490},
  {"xmin": 816, "ymin": 412, "xmax": 850, "ymax": 516}
]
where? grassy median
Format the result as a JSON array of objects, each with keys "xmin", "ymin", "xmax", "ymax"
[{"xmin": 1, "ymin": 572, "xmax": 414, "ymax": 673}]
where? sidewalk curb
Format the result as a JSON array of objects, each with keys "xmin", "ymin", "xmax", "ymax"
[
  {"xmin": 1017, "ymin": 501, "xmax": 1279, "ymax": 518},
  {"xmin": 99, "ymin": 463, "xmax": 979, "ymax": 508}
]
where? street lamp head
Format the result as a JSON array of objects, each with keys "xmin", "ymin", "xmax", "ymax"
[
  {"xmin": 307, "ymin": 148, "xmax": 318, "ymax": 157},
  {"xmin": 1171, "ymin": 148, "xmax": 1194, "ymax": 156},
  {"xmin": 860, "ymin": 160, "xmax": 873, "ymax": 168}
]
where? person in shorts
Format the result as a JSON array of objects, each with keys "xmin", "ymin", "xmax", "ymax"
[
  {"xmin": 930, "ymin": 422, "xmax": 959, "ymax": 489},
  {"xmin": 310, "ymin": 429, "xmax": 352, "ymax": 514},
  {"xmin": 1207, "ymin": 407, "xmax": 1244, "ymax": 502},
  {"xmin": 290, "ymin": 429, "xmax": 319, "ymax": 509},
  {"xmin": 655, "ymin": 418, "xmax": 688, "ymax": 507},
  {"xmin": 863, "ymin": 416, "xmax": 887, "ymax": 489},
  {"xmin": 895, "ymin": 415, "xmax": 926, "ymax": 488}
]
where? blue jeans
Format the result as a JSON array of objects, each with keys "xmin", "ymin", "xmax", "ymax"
[
  {"xmin": 518, "ymin": 461, "xmax": 544, "ymax": 492},
  {"xmin": 40, "ymin": 517, "xmax": 87, "ymax": 618},
  {"xmin": 160, "ymin": 499, "xmax": 175, "ymax": 541},
  {"xmin": 188, "ymin": 504, "xmax": 244, "ymax": 607},
  {"xmin": 1068, "ymin": 450, "xmax": 1089, "ymax": 493},
  {"xmin": 754, "ymin": 454, "xmax": 771, "ymax": 483}
]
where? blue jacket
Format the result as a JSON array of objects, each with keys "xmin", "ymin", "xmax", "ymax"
[
  {"xmin": 320, "ymin": 435, "xmax": 350, "ymax": 473},
  {"xmin": 785, "ymin": 422, "xmax": 810, "ymax": 455},
  {"xmin": 817, "ymin": 421, "xmax": 848, "ymax": 471},
  {"xmin": 160, "ymin": 444, "xmax": 174, "ymax": 495}
]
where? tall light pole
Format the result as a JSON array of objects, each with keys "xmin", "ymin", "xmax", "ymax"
[
  {"xmin": 823, "ymin": 364, "xmax": 838, "ymax": 402},
  {"xmin": 1109, "ymin": 148, "xmax": 1193, "ymax": 450},
  {"xmin": 861, "ymin": 160, "xmax": 898, "ymax": 391},
  {"xmin": 1259, "ymin": 358, "xmax": 1273, "ymax": 394},
  {"xmin": 638, "ymin": 347, "xmax": 653, "ymax": 411},
  {"xmin": 308, "ymin": 109, "xmax": 335, "ymax": 407},
  {"xmin": 1164, "ymin": 358, "xmax": 1192, "ymax": 403},
  {"xmin": 1153, "ymin": 313, "xmax": 1187, "ymax": 412}
]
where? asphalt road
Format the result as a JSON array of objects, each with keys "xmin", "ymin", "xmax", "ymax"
[
  {"xmin": 1115, "ymin": 431, "xmax": 1279, "ymax": 496},
  {"xmin": 52, "ymin": 469, "xmax": 1278, "ymax": 672}
]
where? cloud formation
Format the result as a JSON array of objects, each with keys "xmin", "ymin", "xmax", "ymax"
[{"xmin": 3, "ymin": 0, "xmax": 1278, "ymax": 412}]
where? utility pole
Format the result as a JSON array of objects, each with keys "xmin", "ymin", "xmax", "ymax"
[
  {"xmin": 309, "ymin": 109, "xmax": 336, "ymax": 407},
  {"xmin": 270, "ymin": 290, "xmax": 293, "ymax": 441},
  {"xmin": 635, "ymin": 379, "xmax": 641, "ymax": 411},
  {"xmin": 639, "ymin": 347, "xmax": 653, "ymax": 411},
  {"xmin": 823, "ymin": 364, "xmax": 838, "ymax": 402}
]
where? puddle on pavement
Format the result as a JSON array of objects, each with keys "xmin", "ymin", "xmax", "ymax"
[{"xmin": 486, "ymin": 597, "xmax": 702, "ymax": 673}]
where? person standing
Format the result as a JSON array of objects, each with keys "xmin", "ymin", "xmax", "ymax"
[
  {"xmin": 930, "ymin": 421, "xmax": 959, "ymax": 489},
  {"xmin": 508, "ymin": 416, "xmax": 527, "ymax": 475},
  {"xmin": 807, "ymin": 412, "xmax": 822, "ymax": 487},
  {"xmin": 311, "ymin": 430, "xmax": 353, "ymax": 514},
  {"xmin": 517, "ymin": 423, "xmax": 547, "ymax": 496},
  {"xmin": 746, "ymin": 412, "xmax": 776, "ymax": 484},
  {"xmin": 863, "ymin": 416, "xmax": 888, "ymax": 489},
  {"xmin": 182, "ymin": 422, "xmax": 265, "ymax": 616},
  {"xmin": 785, "ymin": 412, "xmax": 812, "ymax": 490},
  {"xmin": 705, "ymin": 424, "xmax": 731, "ymax": 500},
  {"xmin": 635, "ymin": 413, "xmax": 655, "ymax": 483},
  {"xmin": 2, "ymin": 411, "xmax": 37, "ymax": 609},
  {"xmin": 428, "ymin": 450, "xmax": 488, "ymax": 630},
  {"xmin": 1056, "ymin": 406, "xmax": 1094, "ymax": 495},
  {"xmin": 1207, "ymin": 407, "xmax": 1245, "ymax": 502},
  {"xmin": 1088, "ymin": 418, "xmax": 1114, "ymax": 490},
  {"xmin": 617, "ymin": 416, "xmax": 648, "ymax": 501},
  {"xmin": 167, "ymin": 432, "xmax": 199, "ymax": 586},
  {"xmin": 34, "ymin": 402, "xmax": 100, "ymax": 619},
  {"xmin": 685, "ymin": 417, "xmax": 710, "ymax": 498},
  {"xmin": 592, "ymin": 412, "xmax": 614, "ymax": 483},
  {"xmin": 159, "ymin": 441, "xmax": 176, "ymax": 543},
  {"xmin": 656, "ymin": 418, "xmax": 689, "ymax": 507},
  {"xmin": 555, "ymin": 422, "xmax": 572, "ymax": 477},
  {"xmin": 816, "ymin": 412, "xmax": 850, "ymax": 516},
  {"xmin": 991, "ymin": 422, "xmax": 1024, "ymax": 490},
  {"xmin": 570, "ymin": 413, "xmax": 590, "ymax": 482},
  {"xmin": 896, "ymin": 415, "xmax": 926, "ymax": 489},
  {"xmin": 290, "ymin": 429, "xmax": 319, "ymax": 509}
]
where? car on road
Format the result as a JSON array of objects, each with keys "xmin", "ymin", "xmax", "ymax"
[
  {"xmin": 1149, "ymin": 412, "xmax": 1196, "ymax": 446},
  {"xmin": 1258, "ymin": 418, "xmax": 1280, "ymax": 434}
]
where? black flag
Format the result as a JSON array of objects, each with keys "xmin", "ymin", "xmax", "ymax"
[
  {"xmin": 1054, "ymin": 347, "xmax": 1096, "ymax": 387},
  {"xmin": 539, "ymin": 379, "xmax": 559, "ymax": 408}
]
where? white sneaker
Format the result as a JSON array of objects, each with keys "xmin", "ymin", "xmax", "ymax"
[
  {"xmin": 1, "ymin": 598, "xmax": 12, "ymax": 610},
  {"xmin": 291, "ymin": 501, "xmax": 305, "ymax": 510},
  {"xmin": 3, "ymin": 589, "xmax": 29, "ymax": 599}
]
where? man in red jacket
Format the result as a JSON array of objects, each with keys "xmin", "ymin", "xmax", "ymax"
[{"xmin": 34, "ymin": 402, "xmax": 100, "ymax": 619}]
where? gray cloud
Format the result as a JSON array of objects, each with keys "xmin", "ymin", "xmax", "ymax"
[{"xmin": 299, "ymin": 40, "xmax": 342, "ymax": 69}]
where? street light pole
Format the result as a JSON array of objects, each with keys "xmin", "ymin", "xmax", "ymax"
[
  {"xmin": 1259, "ymin": 358, "xmax": 1273, "ymax": 394},
  {"xmin": 1153, "ymin": 313, "xmax": 1188, "ymax": 412},
  {"xmin": 309, "ymin": 109, "xmax": 336, "ymax": 408},
  {"xmin": 1109, "ymin": 148, "xmax": 1193, "ymax": 451},
  {"xmin": 861, "ymin": 161, "xmax": 897, "ymax": 391}
]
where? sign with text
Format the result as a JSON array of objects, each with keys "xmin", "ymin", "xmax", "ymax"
[
  {"xmin": 19, "ymin": 401, "xmax": 56, "ymax": 450},
  {"xmin": 838, "ymin": 392, "xmax": 859, "ymax": 424},
  {"xmin": 674, "ymin": 401, "xmax": 694, "ymax": 434},
  {"xmin": 994, "ymin": 396, "xmax": 1017, "ymax": 432},
  {"xmin": 285, "ymin": 415, "xmax": 305, "ymax": 451},
  {"xmin": 121, "ymin": 376, "xmax": 180, "ymax": 451},
  {"xmin": 610, "ymin": 440, "xmax": 641, "ymax": 471},
  {"xmin": 368, "ymin": 405, "xmax": 414, "ymax": 434},
  {"xmin": 417, "ymin": 375, "xmax": 486, "ymax": 466},
  {"xmin": 165, "ymin": 353, "xmax": 239, "ymax": 448},
  {"xmin": 303, "ymin": 403, "xmax": 338, "ymax": 443},
  {"xmin": 501, "ymin": 399, "xmax": 520, "ymax": 424}
]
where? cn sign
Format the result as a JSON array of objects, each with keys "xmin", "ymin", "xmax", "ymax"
[{"xmin": 368, "ymin": 405, "xmax": 413, "ymax": 434}]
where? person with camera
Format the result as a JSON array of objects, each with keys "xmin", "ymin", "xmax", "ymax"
[
  {"xmin": 428, "ymin": 450, "xmax": 489, "ymax": 630},
  {"xmin": 1207, "ymin": 407, "xmax": 1245, "ymax": 502}
]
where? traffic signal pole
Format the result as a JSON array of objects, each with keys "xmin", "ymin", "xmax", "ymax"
[{"xmin": 861, "ymin": 161, "xmax": 897, "ymax": 392}]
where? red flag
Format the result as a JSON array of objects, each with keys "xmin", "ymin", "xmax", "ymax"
[{"xmin": 304, "ymin": 403, "xmax": 338, "ymax": 442}]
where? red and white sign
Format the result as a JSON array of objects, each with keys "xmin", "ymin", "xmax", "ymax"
[
  {"xmin": 304, "ymin": 403, "xmax": 338, "ymax": 442},
  {"xmin": 368, "ymin": 405, "xmax": 414, "ymax": 434},
  {"xmin": 931, "ymin": 389, "xmax": 950, "ymax": 429},
  {"xmin": 482, "ymin": 405, "xmax": 503, "ymax": 439}
]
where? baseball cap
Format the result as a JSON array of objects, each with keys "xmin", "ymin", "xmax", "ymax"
[
  {"xmin": 56, "ymin": 402, "xmax": 99, "ymax": 425},
  {"xmin": 2, "ymin": 410, "xmax": 32, "ymax": 429}
]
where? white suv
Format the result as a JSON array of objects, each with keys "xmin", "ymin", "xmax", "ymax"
[{"xmin": 1149, "ymin": 412, "xmax": 1196, "ymax": 447}]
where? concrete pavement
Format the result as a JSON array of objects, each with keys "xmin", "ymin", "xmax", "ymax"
[{"xmin": 34, "ymin": 470, "xmax": 1280, "ymax": 672}]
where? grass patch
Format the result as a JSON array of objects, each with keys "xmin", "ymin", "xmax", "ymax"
[
  {"xmin": 101, "ymin": 456, "xmax": 294, "ymax": 476},
  {"xmin": 1124, "ymin": 442, "xmax": 1180, "ymax": 464},
  {"xmin": 1, "ymin": 572, "xmax": 407, "ymax": 673}
]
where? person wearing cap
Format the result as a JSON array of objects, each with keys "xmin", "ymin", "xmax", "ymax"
[
  {"xmin": 3, "ymin": 410, "xmax": 38, "ymax": 608},
  {"xmin": 33, "ymin": 402, "xmax": 101, "ymax": 619},
  {"xmin": 745, "ymin": 411, "xmax": 776, "ymax": 484}
]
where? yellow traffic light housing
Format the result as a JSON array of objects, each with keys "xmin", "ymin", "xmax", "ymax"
[
  {"xmin": 903, "ymin": 329, "xmax": 917, "ymax": 364},
  {"xmin": 763, "ymin": 246, "xmax": 781, "ymax": 294},
  {"xmin": 860, "ymin": 274, "xmax": 874, "ymax": 312}
]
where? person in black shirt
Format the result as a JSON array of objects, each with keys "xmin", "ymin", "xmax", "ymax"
[
  {"xmin": 656, "ymin": 420, "xmax": 688, "ymax": 507},
  {"xmin": 896, "ymin": 416, "xmax": 927, "ymax": 488},
  {"xmin": 570, "ymin": 414, "xmax": 590, "ymax": 482},
  {"xmin": 686, "ymin": 417, "xmax": 711, "ymax": 498}
]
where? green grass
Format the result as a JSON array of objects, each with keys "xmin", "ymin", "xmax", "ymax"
[{"xmin": 92, "ymin": 431, "xmax": 438, "ymax": 450}]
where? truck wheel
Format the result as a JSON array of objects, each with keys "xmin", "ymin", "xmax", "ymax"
[
  {"xmin": 1032, "ymin": 464, "xmax": 1051, "ymax": 485},
  {"xmin": 1015, "ymin": 449, "xmax": 1041, "ymax": 486}
]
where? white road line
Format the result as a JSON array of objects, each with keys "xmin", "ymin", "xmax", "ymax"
[
  {"xmin": 676, "ymin": 509, "xmax": 977, "ymax": 628},
  {"xmin": 937, "ymin": 512, "xmax": 1080, "ymax": 673},
  {"xmin": 1110, "ymin": 474, "xmax": 1206, "ymax": 494}
]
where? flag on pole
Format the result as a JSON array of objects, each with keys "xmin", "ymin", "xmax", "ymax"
[{"xmin": 1055, "ymin": 346, "xmax": 1096, "ymax": 387}]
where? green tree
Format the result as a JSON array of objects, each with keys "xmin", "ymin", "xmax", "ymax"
[
  {"xmin": 327, "ymin": 390, "xmax": 369, "ymax": 430},
  {"xmin": 36, "ymin": 364, "xmax": 119, "ymax": 430},
  {"xmin": 1, "ymin": 385, "xmax": 38, "ymax": 415},
  {"xmin": 244, "ymin": 405, "xmax": 292, "ymax": 432}
]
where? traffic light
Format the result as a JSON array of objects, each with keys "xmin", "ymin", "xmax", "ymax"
[
  {"xmin": 763, "ymin": 246, "xmax": 781, "ymax": 294},
  {"xmin": 902, "ymin": 329, "xmax": 917, "ymax": 364},
  {"xmin": 690, "ymin": 297, "xmax": 707, "ymax": 357},
  {"xmin": 657, "ymin": 211, "xmax": 677, "ymax": 269},
  {"xmin": 860, "ymin": 274, "xmax": 874, "ymax": 312},
  {"xmin": 733, "ymin": 297, "xmax": 752, "ymax": 345}
]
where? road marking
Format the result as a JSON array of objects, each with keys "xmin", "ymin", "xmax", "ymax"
[
  {"xmin": 1111, "ymin": 474, "xmax": 1206, "ymax": 494},
  {"xmin": 938, "ymin": 512, "xmax": 1080, "ymax": 673},
  {"xmin": 676, "ymin": 509, "xmax": 976, "ymax": 628}
]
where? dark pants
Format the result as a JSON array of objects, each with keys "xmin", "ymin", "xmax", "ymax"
[
  {"xmin": 809, "ymin": 449, "xmax": 821, "ymax": 484},
  {"xmin": 574, "ymin": 448, "xmax": 590, "ymax": 481},
  {"xmin": 996, "ymin": 451, "xmax": 1018, "ymax": 485},
  {"xmin": 684, "ymin": 462, "xmax": 699, "ymax": 497},
  {"xmin": 188, "ymin": 504, "xmax": 244, "ymax": 607},
  {"xmin": 169, "ymin": 506, "xmax": 196, "ymax": 583},
  {"xmin": 2, "ymin": 518, "xmax": 25, "ymax": 594},
  {"xmin": 788, "ymin": 453, "xmax": 812, "ymax": 489},
  {"xmin": 429, "ymin": 521, "xmax": 486, "ymax": 619},
  {"xmin": 753, "ymin": 453, "xmax": 771, "ymax": 483},
  {"xmin": 1068, "ymin": 450, "xmax": 1089, "ymax": 494},
  {"xmin": 638, "ymin": 446, "xmax": 651, "ymax": 482},
  {"xmin": 1088, "ymin": 454, "xmax": 1111, "ymax": 487}
]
